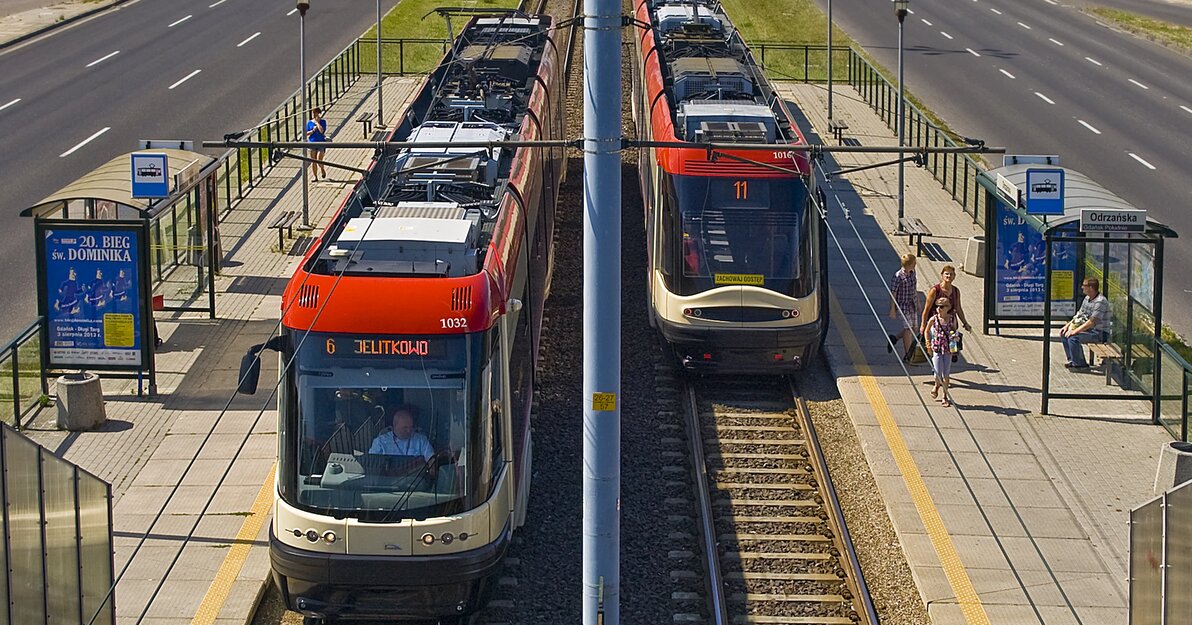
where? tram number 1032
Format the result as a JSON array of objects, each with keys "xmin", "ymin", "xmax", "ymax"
[{"xmin": 441, "ymin": 317, "xmax": 469, "ymax": 329}]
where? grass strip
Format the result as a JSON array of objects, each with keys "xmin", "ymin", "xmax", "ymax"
[
  {"xmin": 360, "ymin": 0, "xmax": 522, "ymax": 75},
  {"xmin": 1089, "ymin": 7, "xmax": 1192, "ymax": 55}
]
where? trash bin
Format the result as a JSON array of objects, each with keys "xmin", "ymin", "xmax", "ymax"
[
  {"xmin": 1154, "ymin": 440, "xmax": 1192, "ymax": 496},
  {"xmin": 963, "ymin": 235, "xmax": 985, "ymax": 277},
  {"xmin": 56, "ymin": 372, "xmax": 106, "ymax": 431}
]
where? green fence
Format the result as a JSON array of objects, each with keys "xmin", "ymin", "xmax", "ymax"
[{"xmin": 0, "ymin": 320, "xmax": 45, "ymax": 429}]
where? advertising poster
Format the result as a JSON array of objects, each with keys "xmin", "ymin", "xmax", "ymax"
[
  {"xmin": 42, "ymin": 226, "xmax": 143, "ymax": 368},
  {"xmin": 1131, "ymin": 244, "xmax": 1155, "ymax": 311},
  {"xmin": 994, "ymin": 201, "xmax": 1076, "ymax": 317}
]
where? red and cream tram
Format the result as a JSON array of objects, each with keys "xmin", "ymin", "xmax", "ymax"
[
  {"xmin": 237, "ymin": 13, "xmax": 563, "ymax": 623},
  {"xmin": 631, "ymin": 0, "xmax": 828, "ymax": 372}
]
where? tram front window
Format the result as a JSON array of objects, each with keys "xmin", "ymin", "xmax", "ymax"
[
  {"xmin": 278, "ymin": 332, "xmax": 493, "ymax": 521},
  {"xmin": 673, "ymin": 175, "xmax": 810, "ymax": 296}
]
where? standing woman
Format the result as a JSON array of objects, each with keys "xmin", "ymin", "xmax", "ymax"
[
  {"xmin": 920, "ymin": 264, "xmax": 972, "ymax": 339},
  {"xmin": 305, "ymin": 107, "xmax": 329, "ymax": 181}
]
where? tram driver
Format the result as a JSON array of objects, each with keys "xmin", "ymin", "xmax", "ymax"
[{"xmin": 369, "ymin": 405, "xmax": 435, "ymax": 461}]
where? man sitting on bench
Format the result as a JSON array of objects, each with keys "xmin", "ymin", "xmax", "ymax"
[{"xmin": 1059, "ymin": 277, "xmax": 1110, "ymax": 370}]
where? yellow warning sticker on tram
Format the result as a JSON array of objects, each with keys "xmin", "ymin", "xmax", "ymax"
[
  {"xmin": 714, "ymin": 273, "xmax": 764, "ymax": 286},
  {"xmin": 103, "ymin": 313, "xmax": 135, "ymax": 347},
  {"xmin": 592, "ymin": 393, "xmax": 617, "ymax": 412}
]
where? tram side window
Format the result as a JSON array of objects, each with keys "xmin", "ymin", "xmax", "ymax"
[
  {"xmin": 488, "ymin": 330, "xmax": 504, "ymax": 481},
  {"xmin": 659, "ymin": 175, "xmax": 679, "ymax": 283}
]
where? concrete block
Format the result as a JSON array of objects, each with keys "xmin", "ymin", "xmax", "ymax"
[
  {"xmin": 56, "ymin": 372, "xmax": 106, "ymax": 430},
  {"xmin": 1154, "ymin": 441, "xmax": 1192, "ymax": 495}
]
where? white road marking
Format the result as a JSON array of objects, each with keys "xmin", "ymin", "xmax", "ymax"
[
  {"xmin": 1018, "ymin": 21, "xmax": 1032, "ymax": 29},
  {"xmin": 1086, "ymin": 56, "xmax": 1102, "ymax": 66},
  {"xmin": 1045, "ymin": 0, "xmax": 1058, "ymax": 4},
  {"xmin": 85, "ymin": 50, "xmax": 119, "ymax": 67},
  {"xmin": 1128, "ymin": 153, "xmax": 1156, "ymax": 170},
  {"xmin": 209, "ymin": 0, "xmax": 226, "ymax": 6},
  {"xmin": 60, "ymin": 127, "xmax": 110, "ymax": 157},
  {"xmin": 1049, "ymin": 38, "xmax": 1064, "ymax": 46},
  {"xmin": 1035, "ymin": 91, "xmax": 1055, "ymax": 104},
  {"xmin": 168, "ymin": 15, "xmax": 192, "ymax": 28},
  {"xmin": 0, "ymin": 98, "xmax": 20, "ymax": 112},
  {"xmin": 237, "ymin": 32, "xmax": 261, "ymax": 47},
  {"xmin": 1077, "ymin": 120, "xmax": 1101, "ymax": 134},
  {"xmin": 908, "ymin": 8, "xmax": 915, "ymax": 14},
  {"xmin": 1181, "ymin": 105, "xmax": 1192, "ymax": 114},
  {"xmin": 168, "ymin": 69, "xmax": 202, "ymax": 90},
  {"xmin": 941, "ymin": 31, "xmax": 953, "ymax": 40},
  {"xmin": 966, "ymin": 48, "xmax": 981, "ymax": 56},
  {"xmin": 991, "ymin": 8, "xmax": 1002, "ymax": 14},
  {"xmin": 287, "ymin": 8, "xmax": 298, "ymax": 16},
  {"xmin": 1000, "ymin": 68, "xmax": 1016, "ymax": 79},
  {"xmin": 1128, "ymin": 78, "xmax": 1149, "ymax": 90},
  {"xmin": 922, "ymin": 18, "xmax": 933, "ymax": 26}
]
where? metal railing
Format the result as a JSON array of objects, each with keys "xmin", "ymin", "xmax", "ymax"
[
  {"xmin": 0, "ymin": 319, "xmax": 46, "ymax": 428},
  {"xmin": 754, "ymin": 42, "xmax": 992, "ymax": 225},
  {"xmin": 0, "ymin": 423, "xmax": 114, "ymax": 625},
  {"xmin": 1155, "ymin": 339, "xmax": 1192, "ymax": 441}
]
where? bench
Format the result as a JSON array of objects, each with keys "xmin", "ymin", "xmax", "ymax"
[
  {"xmin": 357, "ymin": 112, "xmax": 374, "ymax": 139},
  {"xmin": 897, "ymin": 216, "xmax": 933, "ymax": 257},
  {"xmin": 269, "ymin": 210, "xmax": 300, "ymax": 250},
  {"xmin": 828, "ymin": 119, "xmax": 849, "ymax": 143},
  {"xmin": 1087, "ymin": 342, "xmax": 1122, "ymax": 385}
]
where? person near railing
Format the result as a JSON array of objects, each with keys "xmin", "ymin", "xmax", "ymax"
[
  {"xmin": 1059, "ymin": 278, "xmax": 1110, "ymax": 370},
  {"xmin": 306, "ymin": 107, "xmax": 330, "ymax": 181}
]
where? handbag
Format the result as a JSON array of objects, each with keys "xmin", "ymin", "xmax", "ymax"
[
  {"xmin": 951, "ymin": 331, "xmax": 963, "ymax": 362},
  {"xmin": 907, "ymin": 333, "xmax": 929, "ymax": 364}
]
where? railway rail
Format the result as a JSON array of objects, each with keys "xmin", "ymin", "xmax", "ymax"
[{"xmin": 674, "ymin": 376, "xmax": 880, "ymax": 625}]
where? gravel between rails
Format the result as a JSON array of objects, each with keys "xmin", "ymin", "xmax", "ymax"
[{"xmin": 798, "ymin": 357, "xmax": 932, "ymax": 625}]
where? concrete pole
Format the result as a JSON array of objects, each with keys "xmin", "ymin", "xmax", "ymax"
[
  {"xmin": 827, "ymin": 0, "xmax": 833, "ymax": 119},
  {"xmin": 896, "ymin": 1, "xmax": 907, "ymax": 221},
  {"xmin": 582, "ymin": 0, "xmax": 621, "ymax": 623},
  {"xmin": 376, "ymin": 0, "xmax": 384, "ymax": 128},
  {"xmin": 299, "ymin": 2, "xmax": 310, "ymax": 227}
]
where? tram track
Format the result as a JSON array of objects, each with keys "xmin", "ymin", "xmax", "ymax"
[{"xmin": 671, "ymin": 376, "xmax": 880, "ymax": 625}]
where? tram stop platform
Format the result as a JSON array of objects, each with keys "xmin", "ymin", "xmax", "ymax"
[
  {"xmin": 775, "ymin": 81, "xmax": 1172, "ymax": 624},
  {"xmin": 18, "ymin": 76, "xmax": 423, "ymax": 625}
]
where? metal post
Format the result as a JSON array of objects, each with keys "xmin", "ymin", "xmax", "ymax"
[
  {"xmin": 376, "ymin": 0, "xmax": 385, "ymax": 128},
  {"xmin": 827, "ymin": 0, "xmax": 833, "ymax": 119},
  {"xmin": 582, "ymin": 0, "xmax": 621, "ymax": 622},
  {"xmin": 298, "ymin": 1, "xmax": 311, "ymax": 228},
  {"xmin": 895, "ymin": 0, "xmax": 908, "ymax": 221}
]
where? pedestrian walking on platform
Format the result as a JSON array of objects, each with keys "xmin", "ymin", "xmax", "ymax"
[
  {"xmin": 927, "ymin": 296, "xmax": 959, "ymax": 406},
  {"xmin": 887, "ymin": 253, "xmax": 919, "ymax": 362},
  {"xmin": 306, "ymin": 107, "xmax": 329, "ymax": 181},
  {"xmin": 920, "ymin": 264, "xmax": 972, "ymax": 337}
]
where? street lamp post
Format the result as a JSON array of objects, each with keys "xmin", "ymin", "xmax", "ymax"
[
  {"xmin": 895, "ymin": 0, "xmax": 908, "ymax": 221},
  {"xmin": 827, "ymin": 0, "xmax": 833, "ymax": 119},
  {"xmin": 376, "ymin": 0, "xmax": 384, "ymax": 128},
  {"xmin": 298, "ymin": 0, "xmax": 311, "ymax": 228}
]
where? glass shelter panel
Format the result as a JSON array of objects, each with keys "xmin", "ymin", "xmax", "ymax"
[
  {"xmin": 78, "ymin": 475, "xmax": 113, "ymax": 625},
  {"xmin": 4, "ymin": 433, "xmax": 45, "ymax": 625},
  {"xmin": 41, "ymin": 456, "xmax": 81, "ymax": 624},
  {"xmin": 1166, "ymin": 485, "xmax": 1192, "ymax": 624},
  {"xmin": 1129, "ymin": 496, "xmax": 1163, "ymax": 625}
]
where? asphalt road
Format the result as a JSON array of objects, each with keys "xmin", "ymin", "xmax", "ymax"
[
  {"xmin": 818, "ymin": 0, "xmax": 1192, "ymax": 336},
  {"xmin": 0, "ymin": 0, "xmax": 401, "ymax": 339}
]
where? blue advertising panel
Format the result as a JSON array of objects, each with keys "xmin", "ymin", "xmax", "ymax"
[
  {"xmin": 1024, "ymin": 168, "xmax": 1064, "ymax": 215},
  {"xmin": 994, "ymin": 200, "xmax": 1076, "ymax": 317},
  {"xmin": 40, "ymin": 225, "xmax": 145, "ymax": 368},
  {"xmin": 131, "ymin": 153, "xmax": 169, "ymax": 198}
]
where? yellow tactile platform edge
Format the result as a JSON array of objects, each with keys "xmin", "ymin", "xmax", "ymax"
[
  {"xmin": 190, "ymin": 464, "xmax": 277, "ymax": 625},
  {"xmin": 831, "ymin": 294, "xmax": 991, "ymax": 625}
]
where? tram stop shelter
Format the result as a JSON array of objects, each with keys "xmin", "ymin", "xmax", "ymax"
[
  {"xmin": 977, "ymin": 164, "xmax": 1182, "ymax": 429},
  {"xmin": 20, "ymin": 149, "xmax": 221, "ymax": 395}
]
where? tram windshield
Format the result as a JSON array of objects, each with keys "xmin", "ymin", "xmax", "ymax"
[
  {"xmin": 673, "ymin": 176, "xmax": 812, "ymax": 296},
  {"xmin": 278, "ymin": 331, "xmax": 500, "ymax": 522}
]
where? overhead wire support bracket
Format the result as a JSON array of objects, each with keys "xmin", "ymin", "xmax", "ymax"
[{"xmin": 829, "ymin": 152, "xmax": 924, "ymax": 177}]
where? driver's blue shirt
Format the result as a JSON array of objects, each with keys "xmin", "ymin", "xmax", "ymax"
[{"xmin": 368, "ymin": 431, "xmax": 433, "ymax": 460}]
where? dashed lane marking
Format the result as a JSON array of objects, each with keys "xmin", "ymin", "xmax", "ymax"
[
  {"xmin": 1182, "ymin": 105, "xmax": 1192, "ymax": 115},
  {"xmin": 1086, "ymin": 56, "xmax": 1102, "ymax": 66},
  {"xmin": 169, "ymin": 69, "xmax": 202, "ymax": 90},
  {"xmin": 830, "ymin": 295, "xmax": 992, "ymax": 625},
  {"xmin": 237, "ymin": 32, "xmax": 261, "ymax": 47},
  {"xmin": 966, "ymin": 48, "xmax": 981, "ymax": 56},
  {"xmin": 168, "ymin": 14, "xmax": 192, "ymax": 28},
  {"xmin": 922, "ymin": 18, "xmax": 933, "ymax": 26},
  {"xmin": 1018, "ymin": 21, "xmax": 1031, "ymax": 29},
  {"xmin": 1128, "ymin": 153, "xmax": 1156, "ymax": 170},
  {"xmin": 189, "ymin": 464, "xmax": 276, "ymax": 625},
  {"xmin": 941, "ymin": 31, "xmax": 953, "ymax": 40},
  {"xmin": 0, "ymin": 98, "xmax": 19, "ymax": 112},
  {"xmin": 86, "ymin": 50, "xmax": 119, "ymax": 67},
  {"xmin": 1035, "ymin": 91, "xmax": 1055, "ymax": 104},
  {"xmin": 209, "ymin": 0, "xmax": 227, "ymax": 7},
  {"xmin": 60, "ymin": 127, "xmax": 110, "ymax": 157},
  {"xmin": 1049, "ymin": 38, "xmax": 1064, "ymax": 46},
  {"xmin": 1128, "ymin": 78, "xmax": 1149, "ymax": 90},
  {"xmin": 1000, "ymin": 68, "xmax": 1016, "ymax": 79},
  {"xmin": 1077, "ymin": 120, "xmax": 1101, "ymax": 134},
  {"xmin": 990, "ymin": 7, "xmax": 1002, "ymax": 14}
]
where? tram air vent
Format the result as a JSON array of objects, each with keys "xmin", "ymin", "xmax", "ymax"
[
  {"xmin": 297, "ymin": 285, "xmax": 319, "ymax": 309},
  {"xmin": 451, "ymin": 286, "xmax": 472, "ymax": 311}
]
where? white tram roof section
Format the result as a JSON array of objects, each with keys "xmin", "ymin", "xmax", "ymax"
[
  {"xmin": 654, "ymin": 4, "xmax": 724, "ymax": 35},
  {"xmin": 332, "ymin": 216, "xmax": 479, "ymax": 277}
]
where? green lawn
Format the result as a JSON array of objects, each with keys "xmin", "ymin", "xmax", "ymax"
[
  {"xmin": 359, "ymin": 0, "xmax": 522, "ymax": 75},
  {"xmin": 1089, "ymin": 7, "xmax": 1192, "ymax": 55}
]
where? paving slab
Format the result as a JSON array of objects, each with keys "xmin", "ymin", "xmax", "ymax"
[{"xmin": 777, "ymin": 81, "xmax": 1171, "ymax": 624}]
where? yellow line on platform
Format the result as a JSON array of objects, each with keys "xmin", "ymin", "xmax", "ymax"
[
  {"xmin": 830, "ymin": 295, "xmax": 990, "ymax": 625},
  {"xmin": 190, "ymin": 464, "xmax": 276, "ymax": 625}
]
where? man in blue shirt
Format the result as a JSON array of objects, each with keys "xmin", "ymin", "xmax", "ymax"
[
  {"xmin": 305, "ymin": 107, "xmax": 329, "ymax": 181},
  {"xmin": 369, "ymin": 406, "xmax": 434, "ymax": 460}
]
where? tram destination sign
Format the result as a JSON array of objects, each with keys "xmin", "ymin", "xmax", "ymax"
[{"xmin": 1080, "ymin": 209, "xmax": 1146, "ymax": 233}]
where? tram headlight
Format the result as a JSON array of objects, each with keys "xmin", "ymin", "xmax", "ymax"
[
  {"xmin": 305, "ymin": 529, "xmax": 319, "ymax": 543},
  {"xmin": 421, "ymin": 533, "xmax": 436, "ymax": 545},
  {"xmin": 322, "ymin": 531, "xmax": 337, "ymax": 544},
  {"xmin": 781, "ymin": 310, "xmax": 791, "ymax": 318},
  {"xmin": 440, "ymin": 533, "xmax": 454, "ymax": 544},
  {"xmin": 682, "ymin": 307, "xmax": 702, "ymax": 318}
]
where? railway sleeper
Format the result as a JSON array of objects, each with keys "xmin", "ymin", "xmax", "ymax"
[
  {"xmin": 724, "ymin": 533, "xmax": 830, "ymax": 543},
  {"xmin": 732, "ymin": 616, "xmax": 855, "ymax": 625},
  {"xmin": 708, "ymin": 452, "xmax": 805, "ymax": 460},
  {"xmin": 725, "ymin": 552, "xmax": 832, "ymax": 561},
  {"xmin": 726, "ymin": 572, "xmax": 842, "ymax": 582},
  {"xmin": 713, "ymin": 467, "xmax": 809, "ymax": 476},
  {"xmin": 732, "ymin": 592, "xmax": 846, "ymax": 603},
  {"xmin": 716, "ymin": 482, "xmax": 814, "ymax": 491},
  {"xmin": 706, "ymin": 424, "xmax": 796, "ymax": 433},
  {"xmin": 715, "ymin": 498, "xmax": 818, "ymax": 507}
]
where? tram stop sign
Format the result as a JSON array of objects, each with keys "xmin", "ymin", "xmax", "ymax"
[
  {"xmin": 1024, "ymin": 168, "xmax": 1064, "ymax": 215},
  {"xmin": 130, "ymin": 153, "xmax": 169, "ymax": 198}
]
